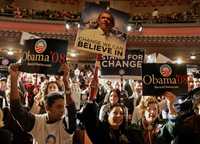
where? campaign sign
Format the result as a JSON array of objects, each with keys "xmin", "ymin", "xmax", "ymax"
[
  {"xmin": 75, "ymin": 2, "xmax": 129, "ymax": 59},
  {"xmin": 20, "ymin": 39, "xmax": 68, "ymax": 75},
  {"xmin": 142, "ymin": 63, "xmax": 188, "ymax": 96},
  {"xmin": 100, "ymin": 49, "xmax": 144, "ymax": 78}
]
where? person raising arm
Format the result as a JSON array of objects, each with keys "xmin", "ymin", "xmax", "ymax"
[{"xmin": 9, "ymin": 63, "xmax": 76, "ymax": 144}]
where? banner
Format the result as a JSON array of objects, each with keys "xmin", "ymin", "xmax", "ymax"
[
  {"xmin": 100, "ymin": 49, "xmax": 144, "ymax": 79},
  {"xmin": 20, "ymin": 39, "xmax": 68, "ymax": 75},
  {"xmin": 142, "ymin": 63, "xmax": 188, "ymax": 96},
  {"xmin": 74, "ymin": 2, "xmax": 129, "ymax": 59}
]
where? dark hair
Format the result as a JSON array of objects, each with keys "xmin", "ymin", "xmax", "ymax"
[
  {"xmin": 108, "ymin": 103, "xmax": 127, "ymax": 130},
  {"xmin": 106, "ymin": 89, "xmax": 121, "ymax": 103},
  {"xmin": 44, "ymin": 91, "xmax": 64, "ymax": 107},
  {"xmin": 44, "ymin": 81, "xmax": 62, "ymax": 95},
  {"xmin": 191, "ymin": 88, "xmax": 200, "ymax": 114},
  {"xmin": 97, "ymin": 10, "xmax": 115, "ymax": 28},
  {"xmin": 109, "ymin": 103, "xmax": 125, "ymax": 113}
]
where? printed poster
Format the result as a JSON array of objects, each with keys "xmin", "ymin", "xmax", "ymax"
[
  {"xmin": 75, "ymin": 2, "xmax": 129, "ymax": 59},
  {"xmin": 20, "ymin": 39, "xmax": 68, "ymax": 75},
  {"xmin": 100, "ymin": 49, "xmax": 144, "ymax": 79},
  {"xmin": 142, "ymin": 63, "xmax": 188, "ymax": 96}
]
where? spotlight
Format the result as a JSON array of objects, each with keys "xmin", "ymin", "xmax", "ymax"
[
  {"xmin": 7, "ymin": 51, "xmax": 14, "ymax": 55},
  {"xmin": 65, "ymin": 23, "xmax": 70, "ymax": 30},
  {"xmin": 190, "ymin": 55, "xmax": 196, "ymax": 60},
  {"xmin": 126, "ymin": 25, "xmax": 132, "ymax": 32},
  {"xmin": 175, "ymin": 58, "xmax": 183, "ymax": 64},
  {"xmin": 77, "ymin": 23, "xmax": 80, "ymax": 28},
  {"xmin": 70, "ymin": 53, "xmax": 77, "ymax": 57}
]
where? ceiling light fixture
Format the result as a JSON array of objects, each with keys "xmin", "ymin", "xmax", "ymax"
[
  {"xmin": 175, "ymin": 58, "xmax": 183, "ymax": 64},
  {"xmin": 70, "ymin": 52, "xmax": 78, "ymax": 57},
  {"xmin": 190, "ymin": 55, "xmax": 196, "ymax": 60},
  {"xmin": 65, "ymin": 23, "xmax": 70, "ymax": 30},
  {"xmin": 126, "ymin": 25, "xmax": 132, "ymax": 32},
  {"xmin": 7, "ymin": 51, "xmax": 14, "ymax": 55}
]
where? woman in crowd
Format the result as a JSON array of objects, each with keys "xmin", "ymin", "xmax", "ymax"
[
  {"xmin": 78, "ymin": 76, "xmax": 144, "ymax": 144},
  {"xmin": 99, "ymin": 88, "xmax": 129, "ymax": 124},
  {"xmin": 130, "ymin": 93, "xmax": 177, "ymax": 144},
  {"xmin": 131, "ymin": 96, "xmax": 151, "ymax": 124},
  {"xmin": 132, "ymin": 95, "xmax": 167, "ymax": 124},
  {"xmin": 99, "ymin": 89, "xmax": 120, "ymax": 121},
  {"xmin": 30, "ymin": 80, "xmax": 62, "ymax": 114}
]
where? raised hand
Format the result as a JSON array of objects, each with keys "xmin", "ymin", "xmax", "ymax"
[
  {"xmin": 88, "ymin": 69, "xmax": 99, "ymax": 101},
  {"xmin": 62, "ymin": 63, "xmax": 70, "ymax": 79},
  {"xmin": 9, "ymin": 63, "xmax": 20, "ymax": 79}
]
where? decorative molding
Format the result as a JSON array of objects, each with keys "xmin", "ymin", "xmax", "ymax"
[{"xmin": 0, "ymin": 30, "xmax": 200, "ymax": 47}]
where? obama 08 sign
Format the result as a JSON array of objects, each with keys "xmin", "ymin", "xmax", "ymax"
[
  {"xmin": 20, "ymin": 39, "xmax": 68, "ymax": 75},
  {"xmin": 142, "ymin": 63, "xmax": 188, "ymax": 96}
]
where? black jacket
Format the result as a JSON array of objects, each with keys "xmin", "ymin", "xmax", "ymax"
[
  {"xmin": 78, "ymin": 102, "xmax": 144, "ymax": 144},
  {"xmin": 174, "ymin": 114, "xmax": 200, "ymax": 144}
]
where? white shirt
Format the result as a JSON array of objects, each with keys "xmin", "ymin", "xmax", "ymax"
[{"xmin": 30, "ymin": 114, "xmax": 73, "ymax": 144}]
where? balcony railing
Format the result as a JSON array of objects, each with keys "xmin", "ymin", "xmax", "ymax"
[{"xmin": 0, "ymin": 10, "xmax": 199, "ymax": 25}]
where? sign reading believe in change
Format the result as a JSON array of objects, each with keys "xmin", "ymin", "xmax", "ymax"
[
  {"xmin": 20, "ymin": 39, "xmax": 68, "ymax": 75},
  {"xmin": 142, "ymin": 63, "xmax": 188, "ymax": 96},
  {"xmin": 100, "ymin": 49, "xmax": 144, "ymax": 78}
]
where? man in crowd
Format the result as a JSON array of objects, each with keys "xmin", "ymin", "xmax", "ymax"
[{"xmin": 9, "ymin": 63, "xmax": 76, "ymax": 144}]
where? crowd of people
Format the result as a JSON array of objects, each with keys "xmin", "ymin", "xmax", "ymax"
[
  {"xmin": 131, "ymin": 8, "xmax": 199, "ymax": 24},
  {"xmin": 0, "ymin": 4, "xmax": 80, "ymax": 21},
  {"xmin": 0, "ymin": 2, "xmax": 199, "ymax": 24},
  {"xmin": 0, "ymin": 62, "xmax": 200, "ymax": 144},
  {"xmin": 0, "ymin": 1, "xmax": 200, "ymax": 144}
]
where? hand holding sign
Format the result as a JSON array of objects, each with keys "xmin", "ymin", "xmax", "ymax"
[
  {"xmin": 60, "ymin": 63, "xmax": 74, "ymax": 106},
  {"xmin": 9, "ymin": 63, "xmax": 21, "ymax": 102},
  {"xmin": 88, "ymin": 55, "xmax": 101, "ymax": 101},
  {"xmin": 8, "ymin": 63, "xmax": 20, "ymax": 79},
  {"xmin": 88, "ymin": 73, "xmax": 99, "ymax": 101},
  {"xmin": 60, "ymin": 63, "xmax": 70, "ymax": 81}
]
